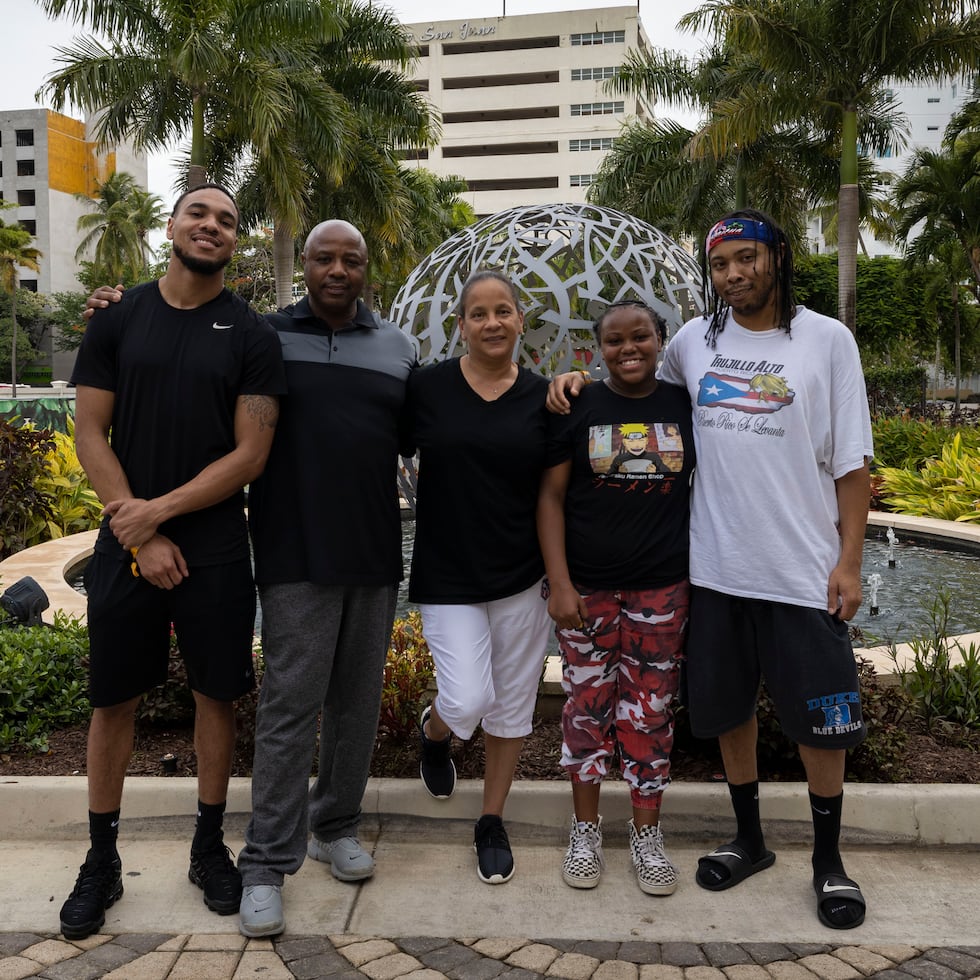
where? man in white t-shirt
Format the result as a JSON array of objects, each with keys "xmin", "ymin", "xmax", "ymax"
[
  {"xmin": 661, "ymin": 209, "xmax": 872, "ymax": 931},
  {"xmin": 548, "ymin": 208, "xmax": 873, "ymax": 931}
]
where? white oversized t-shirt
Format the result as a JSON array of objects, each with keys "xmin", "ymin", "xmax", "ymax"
[{"xmin": 658, "ymin": 306, "xmax": 873, "ymax": 610}]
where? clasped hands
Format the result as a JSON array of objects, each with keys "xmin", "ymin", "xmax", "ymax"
[{"xmin": 104, "ymin": 498, "xmax": 188, "ymax": 590}]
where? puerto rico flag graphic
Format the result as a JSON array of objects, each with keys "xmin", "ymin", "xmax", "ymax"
[{"xmin": 696, "ymin": 372, "xmax": 794, "ymax": 414}]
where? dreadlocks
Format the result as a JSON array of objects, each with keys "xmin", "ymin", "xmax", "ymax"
[{"xmin": 700, "ymin": 208, "xmax": 796, "ymax": 349}]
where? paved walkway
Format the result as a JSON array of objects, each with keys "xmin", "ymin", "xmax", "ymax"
[
  {"xmin": 3, "ymin": 931, "xmax": 980, "ymax": 980},
  {"xmin": 2, "ymin": 779, "xmax": 978, "ymax": 980}
]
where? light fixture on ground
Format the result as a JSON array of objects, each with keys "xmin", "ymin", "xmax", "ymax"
[{"xmin": 0, "ymin": 575, "xmax": 50, "ymax": 626}]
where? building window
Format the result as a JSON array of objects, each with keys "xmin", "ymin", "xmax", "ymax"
[
  {"xmin": 571, "ymin": 30, "xmax": 625, "ymax": 46},
  {"xmin": 444, "ymin": 141, "xmax": 558, "ymax": 157},
  {"xmin": 570, "ymin": 174, "xmax": 595, "ymax": 186},
  {"xmin": 17, "ymin": 189, "xmax": 36, "ymax": 207},
  {"xmin": 395, "ymin": 148, "xmax": 429, "ymax": 160},
  {"xmin": 467, "ymin": 176, "xmax": 559, "ymax": 191},
  {"xmin": 570, "ymin": 137, "xmax": 613, "ymax": 152},
  {"xmin": 571, "ymin": 66, "xmax": 617, "ymax": 81},
  {"xmin": 20, "ymin": 220, "xmax": 37, "ymax": 235},
  {"xmin": 19, "ymin": 279, "xmax": 38, "ymax": 293},
  {"xmin": 444, "ymin": 106, "xmax": 559, "ymax": 124},
  {"xmin": 17, "ymin": 159, "xmax": 35, "ymax": 176},
  {"xmin": 444, "ymin": 71, "xmax": 558, "ymax": 89},
  {"xmin": 15, "ymin": 129, "xmax": 35, "ymax": 147},
  {"xmin": 571, "ymin": 101, "xmax": 623, "ymax": 116},
  {"xmin": 926, "ymin": 125, "xmax": 939, "ymax": 131},
  {"xmin": 927, "ymin": 97, "xmax": 941, "ymax": 103},
  {"xmin": 444, "ymin": 35, "xmax": 559, "ymax": 55}
]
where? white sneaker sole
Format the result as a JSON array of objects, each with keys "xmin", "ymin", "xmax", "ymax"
[{"xmin": 563, "ymin": 869, "xmax": 601, "ymax": 889}]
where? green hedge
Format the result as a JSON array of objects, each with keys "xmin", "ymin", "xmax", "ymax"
[{"xmin": 865, "ymin": 366, "xmax": 926, "ymax": 417}]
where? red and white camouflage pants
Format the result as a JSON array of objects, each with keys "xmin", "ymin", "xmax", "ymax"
[{"xmin": 557, "ymin": 579, "xmax": 689, "ymax": 810}]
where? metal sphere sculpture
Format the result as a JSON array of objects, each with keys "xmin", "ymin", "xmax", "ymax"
[{"xmin": 389, "ymin": 203, "xmax": 704, "ymax": 375}]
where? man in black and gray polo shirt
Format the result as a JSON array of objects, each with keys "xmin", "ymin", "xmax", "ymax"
[{"xmin": 238, "ymin": 220, "xmax": 417, "ymax": 937}]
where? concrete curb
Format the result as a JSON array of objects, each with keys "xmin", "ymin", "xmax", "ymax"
[{"xmin": 3, "ymin": 775, "xmax": 978, "ymax": 846}]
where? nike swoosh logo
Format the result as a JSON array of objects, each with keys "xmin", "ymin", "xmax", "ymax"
[
  {"xmin": 110, "ymin": 820, "xmax": 119, "ymax": 828},
  {"xmin": 212, "ymin": 322, "xmax": 233, "ymax": 329},
  {"xmin": 822, "ymin": 881, "xmax": 860, "ymax": 894},
  {"xmin": 812, "ymin": 807, "xmax": 831, "ymax": 815},
  {"xmin": 707, "ymin": 850, "xmax": 743, "ymax": 860}
]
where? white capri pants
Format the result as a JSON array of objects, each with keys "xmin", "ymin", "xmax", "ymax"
[{"xmin": 421, "ymin": 578, "xmax": 551, "ymax": 740}]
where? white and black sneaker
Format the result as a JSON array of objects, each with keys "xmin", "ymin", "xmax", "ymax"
[
  {"xmin": 562, "ymin": 815, "xmax": 604, "ymax": 889},
  {"xmin": 629, "ymin": 819, "xmax": 677, "ymax": 896},
  {"xmin": 418, "ymin": 705, "xmax": 457, "ymax": 799}
]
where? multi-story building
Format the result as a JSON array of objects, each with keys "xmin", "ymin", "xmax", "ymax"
[
  {"xmin": 400, "ymin": 6, "xmax": 652, "ymax": 218},
  {"xmin": 0, "ymin": 107, "xmax": 146, "ymax": 380}
]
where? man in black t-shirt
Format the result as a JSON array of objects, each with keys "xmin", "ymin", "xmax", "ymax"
[
  {"xmin": 80, "ymin": 217, "xmax": 417, "ymax": 941},
  {"xmin": 62, "ymin": 185, "xmax": 284, "ymax": 941}
]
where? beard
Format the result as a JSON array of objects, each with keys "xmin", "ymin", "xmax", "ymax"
[
  {"xmin": 726, "ymin": 278, "xmax": 776, "ymax": 317},
  {"xmin": 173, "ymin": 240, "xmax": 232, "ymax": 275}
]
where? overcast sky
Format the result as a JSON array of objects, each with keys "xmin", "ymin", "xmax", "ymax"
[{"xmin": 7, "ymin": 0, "xmax": 708, "ymax": 210}]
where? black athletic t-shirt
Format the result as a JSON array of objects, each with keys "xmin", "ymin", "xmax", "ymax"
[
  {"xmin": 406, "ymin": 359, "xmax": 549, "ymax": 604},
  {"xmin": 545, "ymin": 381, "xmax": 694, "ymax": 589},
  {"xmin": 71, "ymin": 281, "xmax": 286, "ymax": 565}
]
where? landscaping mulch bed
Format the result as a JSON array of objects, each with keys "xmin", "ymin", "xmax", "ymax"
[{"xmin": 2, "ymin": 713, "xmax": 977, "ymax": 784}]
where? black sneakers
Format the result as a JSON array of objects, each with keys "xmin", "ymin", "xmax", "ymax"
[
  {"xmin": 474, "ymin": 814, "xmax": 515, "ymax": 885},
  {"xmin": 419, "ymin": 705, "xmax": 457, "ymax": 799},
  {"xmin": 60, "ymin": 849, "xmax": 124, "ymax": 940},
  {"xmin": 188, "ymin": 843, "xmax": 243, "ymax": 915}
]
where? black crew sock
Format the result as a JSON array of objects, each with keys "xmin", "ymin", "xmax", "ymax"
[
  {"xmin": 810, "ymin": 790, "xmax": 864, "ymax": 928},
  {"xmin": 729, "ymin": 780, "xmax": 767, "ymax": 859},
  {"xmin": 89, "ymin": 809, "xmax": 121, "ymax": 860},
  {"xmin": 809, "ymin": 790, "xmax": 845, "ymax": 878},
  {"xmin": 192, "ymin": 800, "xmax": 226, "ymax": 854}
]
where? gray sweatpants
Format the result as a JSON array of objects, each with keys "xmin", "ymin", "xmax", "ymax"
[{"xmin": 238, "ymin": 581, "xmax": 397, "ymax": 885}]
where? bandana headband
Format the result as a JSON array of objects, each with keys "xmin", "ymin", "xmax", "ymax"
[{"xmin": 706, "ymin": 218, "xmax": 775, "ymax": 253}]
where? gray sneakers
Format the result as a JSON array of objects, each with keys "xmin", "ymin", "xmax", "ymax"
[
  {"xmin": 307, "ymin": 835, "xmax": 376, "ymax": 881},
  {"xmin": 239, "ymin": 884, "xmax": 284, "ymax": 938}
]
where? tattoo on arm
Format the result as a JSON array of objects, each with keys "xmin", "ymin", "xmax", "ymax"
[{"xmin": 242, "ymin": 394, "xmax": 279, "ymax": 431}]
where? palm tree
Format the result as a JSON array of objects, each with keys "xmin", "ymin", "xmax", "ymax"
[
  {"xmin": 129, "ymin": 187, "xmax": 169, "ymax": 272},
  {"xmin": 894, "ymin": 143, "xmax": 980, "ymax": 292},
  {"xmin": 894, "ymin": 122, "xmax": 980, "ymax": 410},
  {"xmin": 75, "ymin": 171, "xmax": 165, "ymax": 284},
  {"xmin": 37, "ymin": 0, "xmax": 345, "ymax": 190},
  {"xmin": 680, "ymin": 0, "xmax": 980, "ymax": 334},
  {"xmin": 589, "ymin": 117, "xmax": 842, "ymax": 254},
  {"xmin": 221, "ymin": 0, "xmax": 438, "ymax": 307},
  {"xmin": 595, "ymin": 42, "xmax": 898, "ymax": 258},
  {"xmin": 0, "ymin": 220, "xmax": 42, "ymax": 397},
  {"xmin": 368, "ymin": 169, "xmax": 476, "ymax": 312}
]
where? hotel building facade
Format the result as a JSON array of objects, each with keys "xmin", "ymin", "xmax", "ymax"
[{"xmin": 401, "ymin": 6, "xmax": 653, "ymax": 218}]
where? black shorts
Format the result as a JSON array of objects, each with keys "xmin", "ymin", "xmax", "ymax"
[
  {"xmin": 84, "ymin": 551, "xmax": 257, "ymax": 708},
  {"xmin": 685, "ymin": 586, "xmax": 865, "ymax": 750}
]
